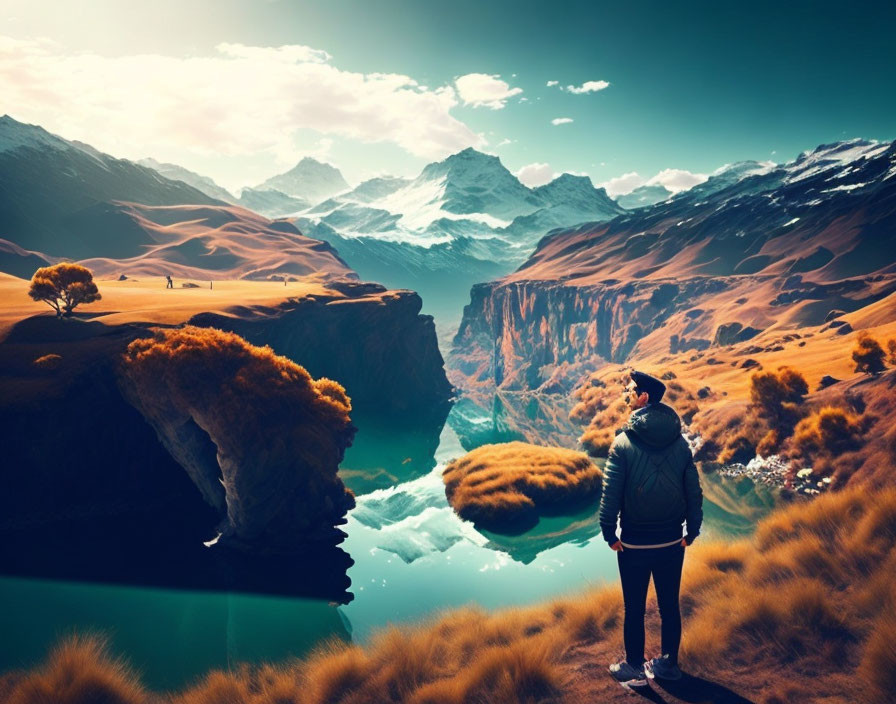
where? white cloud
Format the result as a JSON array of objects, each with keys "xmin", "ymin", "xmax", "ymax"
[
  {"xmin": 565, "ymin": 80, "xmax": 610, "ymax": 94},
  {"xmin": 551, "ymin": 117, "xmax": 574, "ymax": 126},
  {"xmin": 546, "ymin": 80, "xmax": 559, "ymax": 87},
  {"xmin": 0, "ymin": 36, "xmax": 485, "ymax": 171},
  {"xmin": 496, "ymin": 138, "xmax": 514, "ymax": 147},
  {"xmin": 646, "ymin": 168, "xmax": 707, "ymax": 192},
  {"xmin": 600, "ymin": 168, "xmax": 707, "ymax": 196},
  {"xmin": 601, "ymin": 172, "xmax": 646, "ymax": 197},
  {"xmin": 454, "ymin": 73, "xmax": 523, "ymax": 109},
  {"xmin": 515, "ymin": 162, "xmax": 556, "ymax": 187}
]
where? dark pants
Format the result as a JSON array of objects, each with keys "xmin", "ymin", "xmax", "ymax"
[{"xmin": 617, "ymin": 543, "xmax": 684, "ymax": 667}]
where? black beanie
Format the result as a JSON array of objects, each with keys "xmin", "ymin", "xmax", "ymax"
[{"xmin": 630, "ymin": 370, "xmax": 666, "ymax": 403}]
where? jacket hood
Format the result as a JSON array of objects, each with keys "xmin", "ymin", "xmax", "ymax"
[{"xmin": 626, "ymin": 402, "xmax": 682, "ymax": 449}]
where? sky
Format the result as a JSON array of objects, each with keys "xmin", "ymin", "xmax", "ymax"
[{"xmin": 1, "ymin": 0, "xmax": 894, "ymax": 194}]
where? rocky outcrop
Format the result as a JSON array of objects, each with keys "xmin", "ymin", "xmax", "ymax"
[
  {"xmin": 190, "ymin": 281, "xmax": 453, "ymax": 423},
  {"xmin": 119, "ymin": 326, "xmax": 356, "ymax": 554},
  {"xmin": 0, "ymin": 280, "xmax": 453, "ymax": 593},
  {"xmin": 450, "ymin": 277, "xmax": 732, "ymax": 393}
]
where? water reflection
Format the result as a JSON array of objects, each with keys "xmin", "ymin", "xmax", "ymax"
[
  {"xmin": 449, "ymin": 391, "xmax": 581, "ymax": 450},
  {"xmin": 339, "ymin": 408, "xmax": 450, "ymax": 495},
  {"xmin": 0, "ymin": 575, "xmax": 351, "ymax": 691},
  {"xmin": 478, "ymin": 497, "xmax": 604, "ymax": 564},
  {"xmin": 0, "ymin": 513, "xmax": 354, "ymax": 603}
]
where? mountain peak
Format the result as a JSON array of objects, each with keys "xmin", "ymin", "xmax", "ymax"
[
  {"xmin": 256, "ymin": 157, "xmax": 350, "ymax": 202},
  {"xmin": 0, "ymin": 114, "xmax": 74, "ymax": 155}
]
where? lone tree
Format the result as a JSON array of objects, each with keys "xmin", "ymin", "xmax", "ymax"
[
  {"xmin": 28, "ymin": 263, "xmax": 101, "ymax": 316},
  {"xmin": 852, "ymin": 332, "xmax": 886, "ymax": 375}
]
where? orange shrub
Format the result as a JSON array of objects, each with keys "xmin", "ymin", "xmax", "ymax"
[
  {"xmin": 3, "ymin": 635, "xmax": 148, "ymax": 704},
  {"xmin": 442, "ymin": 442, "xmax": 602, "ymax": 533},
  {"xmin": 852, "ymin": 332, "xmax": 887, "ymax": 374},
  {"xmin": 789, "ymin": 406, "xmax": 867, "ymax": 478},
  {"xmin": 121, "ymin": 326, "xmax": 355, "ymax": 549}
]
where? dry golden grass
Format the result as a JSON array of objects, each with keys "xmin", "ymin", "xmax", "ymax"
[
  {"xmin": 2, "ymin": 635, "xmax": 150, "ymax": 704},
  {"xmin": 0, "ymin": 274, "xmax": 335, "ymax": 338},
  {"xmin": 123, "ymin": 325, "xmax": 351, "ymax": 428},
  {"xmin": 441, "ymin": 441, "xmax": 602, "ymax": 532}
]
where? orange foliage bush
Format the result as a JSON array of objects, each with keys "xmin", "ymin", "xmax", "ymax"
[
  {"xmin": 2, "ymin": 635, "xmax": 149, "ymax": 704},
  {"xmin": 442, "ymin": 442, "xmax": 602, "ymax": 533},
  {"xmin": 28, "ymin": 263, "xmax": 101, "ymax": 316},
  {"xmin": 696, "ymin": 368, "xmax": 809, "ymax": 464},
  {"xmin": 789, "ymin": 405, "xmax": 868, "ymax": 478},
  {"xmin": 852, "ymin": 332, "xmax": 887, "ymax": 374},
  {"xmin": 749, "ymin": 367, "xmax": 807, "ymax": 428},
  {"xmin": 121, "ymin": 326, "xmax": 355, "ymax": 549}
]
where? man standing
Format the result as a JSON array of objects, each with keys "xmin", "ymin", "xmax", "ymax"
[{"xmin": 599, "ymin": 370, "xmax": 703, "ymax": 690}]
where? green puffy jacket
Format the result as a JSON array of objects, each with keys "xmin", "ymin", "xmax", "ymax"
[{"xmin": 598, "ymin": 402, "xmax": 703, "ymax": 546}]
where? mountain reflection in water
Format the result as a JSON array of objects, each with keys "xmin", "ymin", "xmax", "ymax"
[{"xmin": 0, "ymin": 391, "xmax": 780, "ymax": 689}]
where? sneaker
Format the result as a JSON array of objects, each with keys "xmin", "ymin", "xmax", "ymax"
[
  {"xmin": 644, "ymin": 654, "xmax": 682, "ymax": 681},
  {"xmin": 608, "ymin": 660, "xmax": 648, "ymax": 689}
]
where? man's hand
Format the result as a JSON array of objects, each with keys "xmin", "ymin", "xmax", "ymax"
[
  {"xmin": 610, "ymin": 540, "xmax": 624, "ymax": 551},
  {"xmin": 681, "ymin": 538, "xmax": 689, "ymax": 547}
]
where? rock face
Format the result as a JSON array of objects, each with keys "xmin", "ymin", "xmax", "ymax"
[
  {"xmin": 451, "ymin": 277, "xmax": 732, "ymax": 393},
  {"xmin": 450, "ymin": 138, "xmax": 896, "ymax": 394},
  {"xmin": 120, "ymin": 326, "xmax": 356, "ymax": 553},
  {"xmin": 0, "ymin": 280, "xmax": 453, "ymax": 594},
  {"xmin": 190, "ymin": 281, "xmax": 454, "ymax": 423}
]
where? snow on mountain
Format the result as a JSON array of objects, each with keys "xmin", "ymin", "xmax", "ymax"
[
  {"xmin": 0, "ymin": 114, "xmax": 74, "ymax": 154},
  {"xmin": 237, "ymin": 187, "xmax": 310, "ymax": 218},
  {"xmin": 291, "ymin": 149, "xmax": 628, "ymax": 318},
  {"xmin": 139, "ymin": 158, "xmax": 237, "ymax": 203},
  {"xmin": 783, "ymin": 139, "xmax": 890, "ymax": 184},
  {"xmin": 256, "ymin": 157, "xmax": 350, "ymax": 202},
  {"xmin": 415, "ymin": 147, "xmax": 544, "ymax": 221}
]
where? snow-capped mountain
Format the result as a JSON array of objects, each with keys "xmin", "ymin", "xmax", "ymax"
[
  {"xmin": 616, "ymin": 184, "xmax": 672, "ymax": 209},
  {"xmin": 237, "ymin": 187, "xmax": 310, "ymax": 217},
  {"xmin": 499, "ymin": 137, "xmax": 896, "ymax": 285},
  {"xmin": 291, "ymin": 149, "xmax": 626, "ymax": 319},
  {"xmin": 256, "ymin": 157, "xmax": 350, "ymax": 202},
  {"xmin": 307, "ymin": 176, "xmax": 412, "ymax": 215},
  {"xmin": 138, "ymin": 158, "xmax": 237, "ymax": 203}
]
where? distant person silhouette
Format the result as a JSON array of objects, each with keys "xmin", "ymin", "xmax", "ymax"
[
  {"xmin": 600, "ymin": 370, "xmax": 703, "ymax": 691},
  {"xmin": 166, "ymin": 275, "xmax": 173, "ymax": 289}
]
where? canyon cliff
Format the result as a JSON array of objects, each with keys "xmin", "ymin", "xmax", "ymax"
[
  {"xmin": 450, "ymin": 140, "xmax": 896, "ymax": 395},
  {"xmin": 0, "ymin": 279, "xmax": 452, "ymax": 596}
]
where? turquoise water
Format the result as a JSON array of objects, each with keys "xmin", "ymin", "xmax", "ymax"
[{"xmin": 0, "ymin": 400, "xmax": 772, "ymax": 690}]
